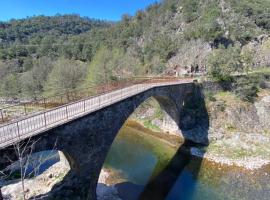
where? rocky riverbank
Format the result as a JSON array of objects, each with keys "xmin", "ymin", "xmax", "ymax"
[
  {"xmin": 190, "ymin": 147, "xmax": 270, "ymax": 170},
  {"xmin": 130, "ymin": 89, "xmax": 270, "ymax": 170},
  {"xmin": 1, "ymin": 157, "xmax": 70, "ymax": 200},
  {"xmin": 1, "ymin": 155, "xmax": 124, "ymax": 200}
]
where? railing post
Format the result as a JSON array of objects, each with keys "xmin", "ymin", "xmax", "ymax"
[
  {"xmin": 44, "ymin": 112, "xmax": 47, "ymax": 127},
  {"xmin": 16, "ymin": 121, "xmax": 20, "ymax": 139},
  {"xmin": 65, "ymin": 106, "xmax": 68, "ymax": 119},
  {"xmin": 84, "ymin": 99, "xmax": 86, "ymax": 112}
]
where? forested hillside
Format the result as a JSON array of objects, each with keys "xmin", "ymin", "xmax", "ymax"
[{"xmin": 0, "ymin": 0, "xmax": 269, "ymax": 99}]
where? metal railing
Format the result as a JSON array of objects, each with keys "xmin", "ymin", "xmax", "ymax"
[
  {"xmin": 0, "ymin": 78, "xmax": 146, "ymax": 125},
  {"xmin": 0, "ymin": 78, "xmax": 192, "ymax": 148}
]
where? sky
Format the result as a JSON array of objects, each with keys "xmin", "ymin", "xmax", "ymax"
[{"xmin": 0, "ymin": 0, "xmax": 159, "ymax": 22}]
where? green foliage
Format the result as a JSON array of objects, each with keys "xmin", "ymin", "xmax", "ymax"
[
  {"xmin": 86, "ymin": 46, "xmax": 123, "ymax": 85},
  {"xmin": 143, "ymin": 120, "xmax": 161, "ymax": 131},
  {"xmin": 0, "ymin": 15, "xmax": 110, "ymax": 62},
  {"xmin": 229, "ymin": 0, "xmax": 270, "ymax": 30},
  {"xmin": 46, "ymin": 58, "xmax": 87, "ymax": 95},
  {"xmin": 207, "ymin": 45, "xmax": 243, "ymax": 81},
  {"xmin": 0, "ymin": 15, "xmax": 109, "ymax": 44},
  {"xmin": 255, "ymin": 13, "xmax": 270, "ymax": 30},
  {"xmin": 145, "ymin": 34, "xmax": 176, "ymax": 62},
  {"xmin": 182, "ymin": 0, "xmax": 199, "ymax": 23},
  {"xmin": 184, "ymin": 1, "xmax": 223, "ymax": 42},
  {"xmin": 241, "ymin": 46, "xmax": 254, "ymax": 73},
  {"xmin": 0, "ymin": 60, "xmax": 9, "ymax": 79},
  {"xmin": 234, "ymin": 76, "xmax": 259, "ymax": 102},
  {"xmin": 85, "ymin": 46, "xmax": 142, "ymax": 85},
  {"xmin": 0, "ymin": 74, "xmax": 21, "ymax": 98},
  {"xmin": 231, "ymin": 69, "xmax": 270, "ymax": 103},
  {"xmin": 205, "ymin": 91, "xmax": 217, "ymax": 102},
  {"xmin": 21, "ymin": 57, "xmax": 54, "ymax": 98}
]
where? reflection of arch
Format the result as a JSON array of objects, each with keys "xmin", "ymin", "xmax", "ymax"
[{"xmin": 0, "ymin": 83, "xmax": 207, "ymax": 200}]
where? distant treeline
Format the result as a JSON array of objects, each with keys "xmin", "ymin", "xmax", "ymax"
[{"xmin": 0, "ymin": 0, "xmax": 269, "ymax": 99}]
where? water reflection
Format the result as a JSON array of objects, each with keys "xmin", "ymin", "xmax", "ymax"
[
  {"xmin": 103, "ymin": 125, "xmax": 270, "ymax": 200},
  {"xmin": 139, "ymin": 86, "xmax": 210, "ymax": 199},
  {"xmin": 104, "ymin": 137, "xmax": 158, "ymax": 185},
  {"xmin": 139, "ymin": 142, "xmax": 195, "ymax": 200}
]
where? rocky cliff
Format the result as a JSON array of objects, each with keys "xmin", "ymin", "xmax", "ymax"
[{"xmin": 131, "ymin": 80, "xmax": 270, "ymax": 169}]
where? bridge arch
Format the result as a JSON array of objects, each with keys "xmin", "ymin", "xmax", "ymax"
[{"xmin": 0, "ymin": 82, "xmax": 208, "ymax": 200}]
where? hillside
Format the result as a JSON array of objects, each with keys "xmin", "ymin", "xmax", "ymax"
[
  {"xmin": 0, "ymin": 15, "xmax": 110, "ymax": 60},
  {"xmin": 0, "ymin": 0, "xmax": 269, "ymax": 99}
]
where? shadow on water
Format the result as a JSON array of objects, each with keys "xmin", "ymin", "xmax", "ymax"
[{"xmin": 138, "ymin": 86, "xmax": 209, "ymax": 200}]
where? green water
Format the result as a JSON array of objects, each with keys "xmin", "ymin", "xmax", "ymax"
[{"xmin": 103, "ymin": 123, "xmax": 270, "ymax": 200}]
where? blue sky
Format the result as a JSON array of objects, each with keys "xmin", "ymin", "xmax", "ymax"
[{"xmin": 0, "ymin": 0, "xmax": 159, "ymax": 21}]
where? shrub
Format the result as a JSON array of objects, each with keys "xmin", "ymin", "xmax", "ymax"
[
  {"xmin": 234, "ymin": 77, "xmax": 259, "ymax": 102},
  {"xmin": 207, "ymin": 45, "xmax": 243, "ymax": 81},
  {"xmin": 205, "ymin": 91, "xmax": 217, "ymax": 102}
]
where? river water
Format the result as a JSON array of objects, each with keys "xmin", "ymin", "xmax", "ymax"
[{"xmin": 102, "ymin": 122, "xmax": 270, "ymax": 200}]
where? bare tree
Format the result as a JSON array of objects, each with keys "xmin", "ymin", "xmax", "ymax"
[
  {"xmin": 12, "ymin": 138, "xmax": 37, "ymax": 200},
  {"xmin": 0, "ymin": 159, "xmax": 13, "ymax": 200},
  {"xmin": 1, "ymin": 137, "xmax": 59, "ymax": 200}
]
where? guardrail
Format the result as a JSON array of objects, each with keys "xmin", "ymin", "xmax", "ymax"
[{"xmin": 0, "ymin": 79, "xmax": 192, "ymax": 148}]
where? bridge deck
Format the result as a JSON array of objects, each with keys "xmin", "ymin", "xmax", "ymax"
[{"xmin": 0, "ymin": 80, "xmax": 192, "ymax": 149}]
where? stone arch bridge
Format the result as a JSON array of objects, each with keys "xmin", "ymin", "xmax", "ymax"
[{"xmin": 0, "ymin": 80, "xmax": 208, "ymax": 199}]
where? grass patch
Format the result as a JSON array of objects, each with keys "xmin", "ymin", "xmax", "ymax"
[
  {"xmin": 143, "ymin": 119, "xmax": 161, "ymax": 132},
  {"xmin": 204, "ymin": 91, "xmax": 217, "ymax": 102},
  {"xmin": 214, "ymin": 91, "xmax": 246, "ymax": 106}
]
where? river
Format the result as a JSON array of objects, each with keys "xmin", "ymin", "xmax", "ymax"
[{"xmin": 102, "ymin": 121, "xmax": 270, "ymax": 200}]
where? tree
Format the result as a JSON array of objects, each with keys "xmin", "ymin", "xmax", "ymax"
[
  {"xmin": 0, "ymin": 74, "xmax": 21, "ymax": 98},
  {"xmin": 0, "ymin": 139, "xmax": 35, "ymax": 200},
  {"xmin": 207, "ymin": 45, "xmax": 243, "ymax": 81},
  {"xmin": 0, "ymin": 61, "xmax": 9, "ymax": 80},
  {"xmin": 234, "ymin": 77, "xmax": 259, "ymax": 102},
  {"xmin": 241, "ymin": 45, "xmax": 254, "ymax": 73},
  {"xmin": 0, "ymin": 137, "xmax": 58, "ymax": 200},
  {"xmin": 21, "ymin": 57, "xmax": 53, "ymax": 98},
  {"xmin": 46, "ymin": 58, "xmax": 87, "ymax": 95},
  {"xmin": 85, "ymin": 46, "xmax": 119, "ymax": 85},
  {"xmin": 182, "ymin": 0, "xmax": 199, "ymax": 23}
]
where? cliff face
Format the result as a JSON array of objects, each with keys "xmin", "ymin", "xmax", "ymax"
[
  {"xmin": 131, "ymin": 91, "xmax": 270, "ymax": 143},
  {"xmin": 208, "ymin": 92, "xmax": 270, "ymax": 137}
]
